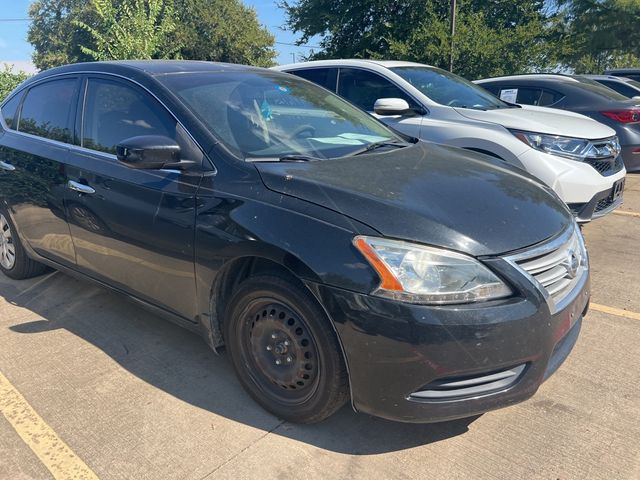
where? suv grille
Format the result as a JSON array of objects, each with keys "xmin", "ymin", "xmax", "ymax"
[
  {"xmin": 585, "ymin": 154, "xmax": 624, "ymax": 177},
  {"xmin": 584, "ymin": 138, "xmax": 624, "ymax": 176},
  {"xmin": 505, "ymin": 226, "xmax": 588, "ymax": 312}
]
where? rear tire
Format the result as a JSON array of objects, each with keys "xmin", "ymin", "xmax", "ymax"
[
  {"xmin": 0, "ymin": 209, "xmax": 48, "ymax": 280},
  {"xmin": 223, "ymin": 274, "xmax": 349, "ymax": 423}
]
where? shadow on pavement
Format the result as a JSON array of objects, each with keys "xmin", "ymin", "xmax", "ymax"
[{"xmin": 2, "ymin": 271, "xmax": 477, "ymax": 455}]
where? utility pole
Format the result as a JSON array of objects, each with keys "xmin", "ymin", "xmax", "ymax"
[
  {"xmin": 449, "ymin": 0, "xmax": 457, "ymax": 72},
  {"xmin": 291, "ymin": 53, "xmax": 296, "ymax": 64}
]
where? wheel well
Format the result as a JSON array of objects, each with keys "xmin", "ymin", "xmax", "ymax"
[{"xmin": 209, "ymin": 257, "xmax": 303, "ymax": 348}]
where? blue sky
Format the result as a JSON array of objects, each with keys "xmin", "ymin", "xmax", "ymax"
[{"xmin": 0, "ymin": 0, "xmax": 316, "ymax": 72}]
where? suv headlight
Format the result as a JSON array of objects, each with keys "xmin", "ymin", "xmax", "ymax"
[
  {"xmin": 510, "ymin": 130, "xmax": 595, "ymax": 161},
  {"xmin": 353, "ymin": 236, "xmax": 512, "ymax": 304}
]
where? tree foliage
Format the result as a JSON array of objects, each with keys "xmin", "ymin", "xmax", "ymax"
[
  {"xmin": 554, "ymin": 0, "xmax": 640, "ymax": 73},
  {"xmin": 173, "ymin": 0, "xmax": 276, "ymax": 67},
  {"xmin": 0, "ymin": 65, "xmax": 30, "ymax": 103},
  {"xmin": 283, "ymin": 0, "xmax": 556, "ymax": 79},
  {"xmin": 27, "ymin": 0, "xmax": 276, "ymax": 69},
  {"xmin": 74, "ymin": 0, "xmax": 179, "ymax": 61}
]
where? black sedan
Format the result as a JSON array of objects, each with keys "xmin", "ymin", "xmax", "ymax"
[
  {"xmin": 0, "ymin": 61, "xmax": 589, "ymax": 423},
  {"xmin": 476, "ymin": 74, "xmax": 640, "ymax": 172}
]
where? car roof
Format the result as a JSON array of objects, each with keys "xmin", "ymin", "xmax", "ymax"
[
  {"xmin": 582, "ymin": 74, "xmax": 634, "ymax": 83},
  {"xmin": 605, "ymin": 68, "xmax": 640, "ymax": 75},
  {"xmin": 274, "ymin": 59, "xmax": 434, "ymax": 70},
  {"xmin": 476, "ymin": 74, "xmax": 580, "ymax": 84},
  {"xmin": 23, "ymin": 60, "xmax": 265, "ymax": 83}
]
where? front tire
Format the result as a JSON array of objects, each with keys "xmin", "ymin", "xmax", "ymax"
[
  {"xmin": 224, "ymin": 275, "xmax": 349, "ymax": 423},
  {"xmin": 0, "ymin": 209, "xmax": 48, "ymax": 280}
]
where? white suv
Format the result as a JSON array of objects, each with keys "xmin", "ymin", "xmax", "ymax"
[{"xmin": 274, "ymin": 60, "xmax": 626, "ymax": 222}]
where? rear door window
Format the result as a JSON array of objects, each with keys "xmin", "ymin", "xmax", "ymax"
[
  {"xmin": 18, "ymin": 79, "xmax": 78, "ymax": 143},
  {"xmin": 337, "ymin": 68, "xmax": 417, "ymax": 111},
  {"xmin": 539, "ymin": 89, "xmax": 564, "ymax": 106},
  {"xmin": 82, "ymin": 78, "xmax": 176, "ymax": 154},
  {"xmin": 290, "ymin": 68, "xmax": 338, "ymax": 92},
  {"xmin": 515, "ymin": 88, "xmax": 543, "ymax": 105}
]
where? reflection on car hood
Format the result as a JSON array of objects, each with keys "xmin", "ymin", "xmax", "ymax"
[
  {"xmin": 255, "ymin": 142, "xmax": 572, "ymax": 256},
  {"xmin": 454, "ymin": 105, "xmax": 616, "ymax": 139}
]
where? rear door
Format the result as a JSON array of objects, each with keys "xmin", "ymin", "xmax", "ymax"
[
  {"xmin": 64, "ymin": 75, "xmax": 204, "ymax": 320},
  {"xmin": 0, "ymin": 78, "xmax": 80, "ymax": 266}
]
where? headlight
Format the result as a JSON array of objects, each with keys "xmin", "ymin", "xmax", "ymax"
[
  {"xmin": 353, "ymin": 236, "xmax": 512, "ymax": 304},
  {"xmin": 510, "ymin": 130, "xmax": 596, "ymax": 161}
]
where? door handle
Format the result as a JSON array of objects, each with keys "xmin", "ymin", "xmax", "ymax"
[
  {"xmin": 67, "ymin": 180, "xmax": 96, "ymax": 195},
  {"xmin": 0, "ymin": 161, "xmax": 16, "ymax": 172}
]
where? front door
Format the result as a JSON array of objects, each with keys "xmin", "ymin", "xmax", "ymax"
[{"xmin": 65, "ymin": 76, "xmax": 203, "ymax": 320}]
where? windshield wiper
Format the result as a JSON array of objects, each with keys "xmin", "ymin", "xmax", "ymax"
[
  {"xmin": 349, "ymin": 140, "xmax": 410, "ymax": 156},
  {"xmin": 278, "ymin": 154, "xmax": 320, "ymax": 162}
]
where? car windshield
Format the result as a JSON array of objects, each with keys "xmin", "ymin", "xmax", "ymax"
[
  {"xmin": 390, "ymin": 66, "xmax": 510, "ymax": 110},
  {"xmin": 159, "ymin": 71, "xmax": 404, "ymax": 160}
]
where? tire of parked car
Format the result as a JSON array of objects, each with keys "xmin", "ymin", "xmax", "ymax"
[
  {"xmin": 0, "ymin": 208, "xmax": 47, "ymax": 280},
  {"xmin": 223, "ymin": 274, "xmax": 349, "ymax": 423}
]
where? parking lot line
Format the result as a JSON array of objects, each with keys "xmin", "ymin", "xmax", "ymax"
[
  {"xmin": 0, "ymin": 371, "xmax": 99, "ymax": 480},
  {"xmin": 590, "ymin": 303, "xmax": 640, "ymax": 321},
  {"xmin": 613, "ymin": 210, "xmax": 640, "ymax": 218}
]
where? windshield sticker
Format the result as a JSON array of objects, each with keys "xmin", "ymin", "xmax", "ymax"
[
  {"xmin": 260, "ymin": 99, "xmax": 273, "ymax": 121},
  {"xmin": 499, "ymin": 88, "xmax": 518, "ymax": 103},
  {"xmin": 275, "ymin": 85, "xmax": 290, "ymax": 94}
]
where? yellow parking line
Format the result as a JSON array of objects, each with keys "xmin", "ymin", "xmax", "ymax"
[
  {"xmin": 613, "ymin": 210, "xmax": 640, "ymax": 218},
  {"xmin": 0, "ymin": 371, "xmax": 99, "ymax": 480},
  {"xmin": 590, "ymin": 303, "xmax": 640, "ymax": 321}
]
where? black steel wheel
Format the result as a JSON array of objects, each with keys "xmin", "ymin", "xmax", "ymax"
[{"xmin": 224, "ymin": 274, "xmax": 349, "ymax": 423}]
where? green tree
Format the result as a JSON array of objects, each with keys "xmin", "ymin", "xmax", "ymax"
[
  {"xmin": 0, "ymin": 65, "xmax": 30, "ymax": 102},
  {"xmin": 173, "ymin": 0, "xmax": 276, "ymax": 67},
  {"xmin": 555, "ymin": 0, "xmax": 640, "ymax": 73},
  {"xmin": 28, "ymin": 0, "xmax": 276, "ymax": 69},
  {"xmin": 28, "ymin": 0, "xmax": 96, "ymax": 69},
  {"xmin": 282, "ymin": 0, "xmax": 558, "ymax": 79},
  {"xmin": 75, "ymin": 0, "xmax": 179, "ymax": 61}
]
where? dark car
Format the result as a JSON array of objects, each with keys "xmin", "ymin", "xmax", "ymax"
[
  {"xmin": 476, "ymin": 74, "xmax": 640, "ymax": 172},
  {"xmin": 605, "ymin": 68, "xmax": 640, "ymax": 82},
  {"xmin": 583, "ymin": 75, "xmax": 640, "ymax": 99},
  {"xmin": 0, "ymin": 61, "xmax": 589, "ymax": 424}
]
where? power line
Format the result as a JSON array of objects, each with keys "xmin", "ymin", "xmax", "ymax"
[
  {"xmin": 275, "ymin": 41, "xmax": 320, "ymax": 49},
  {"xmin": 0, "ymin": 18, "xmax": 30, "ymax": 22}
]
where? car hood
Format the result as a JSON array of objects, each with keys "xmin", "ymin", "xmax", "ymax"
[
  {"xmin": 454, "ymin": 105, "xmax": 616, "ymax": 139},
  {"xmin": 255, "ymin": 142, "xmax": 572, "ymax": 257}
]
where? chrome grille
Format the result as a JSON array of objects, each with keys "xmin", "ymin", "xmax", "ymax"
[
  {"xmin": 584, "ymin": 137, "xmax": 624, "ymax": 177},
  {"xmin": 505, "ymin": 225, "xmax": 588, "ymax": 312}
]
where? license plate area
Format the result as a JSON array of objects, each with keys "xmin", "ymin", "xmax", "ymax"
[{"xmin": 612, "ymin": 178, "xmax": 625, "ymax": 201}]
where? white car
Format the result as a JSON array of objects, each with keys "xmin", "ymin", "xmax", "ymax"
[{"xmin": 274, "ymin": 60, "xmax": 626, "ymax": 222}]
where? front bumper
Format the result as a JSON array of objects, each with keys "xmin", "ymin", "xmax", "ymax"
[
  {"xmin": 516, "ymin": 148, "xmax": 626, "ymax": 221},
  {"xmin": 309, "ymin": 263, "xmax": 590, "ymax": 423}
]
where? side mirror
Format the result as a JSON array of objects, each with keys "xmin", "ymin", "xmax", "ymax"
[
  {"xmin": 374, "ymin": 98, "xmax": 414, "ymax": 116},
  {"xmin": 116, "ymin": 135, "xmax": 182, "ymax": 170}
]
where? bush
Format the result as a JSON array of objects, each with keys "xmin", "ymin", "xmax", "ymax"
[{"xmin": 0, "ymin": 65, "xmax": 30, "ymax": 103}]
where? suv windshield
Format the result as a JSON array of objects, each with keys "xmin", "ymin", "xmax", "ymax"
[
  {"xmin": 160, "ymin": 71, "xmax": 403, "ymax": 160},
  {"xmin": 390, "ymin": 66, "xmax": 510, "ymax": 110}
]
